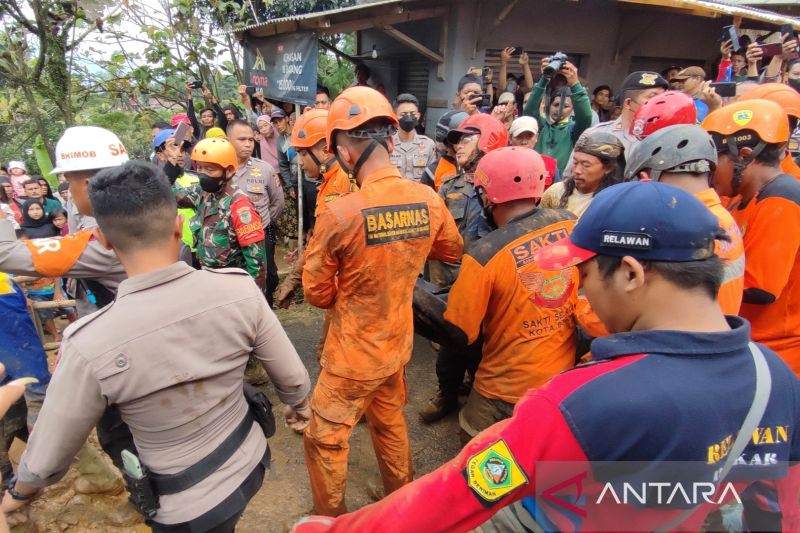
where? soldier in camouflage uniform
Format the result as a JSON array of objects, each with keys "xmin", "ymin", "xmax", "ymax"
[{"xmin": 173, "ymin": 138, "xmax": 267, "ymax": 291}]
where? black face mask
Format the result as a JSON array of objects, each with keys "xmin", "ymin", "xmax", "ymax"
[
  {"xmin": 788, "ymin": 78, "xmax": 800, "ymax": 93},
  {"xmin": 399, "ymin": 115, "xmax": 418, "ymax": 133},
  {"xmin": 198, "ymin": 173, "xmax": 224, "ymax": 193}
]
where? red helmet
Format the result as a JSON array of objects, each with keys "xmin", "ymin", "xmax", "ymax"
[
  {"xmin": 630, "ymin": 91, "xmax": 697, "ymax": 140},
  {"xmin": 474, "ymin": 147, "xmax": 547, "ymax": 203},
  {"xmin": 446, "ymin": 113, "xmax": 508, "ymax": 153}
]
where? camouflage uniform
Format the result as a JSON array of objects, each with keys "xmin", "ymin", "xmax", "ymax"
[{"xmin": 174, "ymin": 182, "xmax": 267, "ymax": 291}]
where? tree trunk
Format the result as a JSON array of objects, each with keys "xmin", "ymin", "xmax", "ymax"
[{"xmin": 21, "ymin": 85, "xmax": 55, "ymax": 161}]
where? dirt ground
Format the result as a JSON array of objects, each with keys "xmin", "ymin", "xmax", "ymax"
[{"xmin": 11, "ymin": 298, "xmax": 463, "ymax": 532}]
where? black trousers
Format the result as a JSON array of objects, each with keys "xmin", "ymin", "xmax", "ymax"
[
  {"xmin": 436, "ymin": 341, "xmax": 482, "ymax": 398},
  {"xmin": 148, "ymin": 451, "xmax": 268, "ymax": 533},
  {"xmin": 265, "ymin": 225, "xmax": 279, "ymax": 308}
]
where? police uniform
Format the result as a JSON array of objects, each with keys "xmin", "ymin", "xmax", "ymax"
[
  {"xmin": 233, "ymin": 157, "xmax": 285, "ymax": 228},
  {"xmin": 390, "ymin": 131, "xmax": 437, "ymax": 182},
  {"xmin": 16, "ymin": 262, "xmax": 311, "ymax": 529},
  {"xmin": 234, "ymin": 157, "xmax": 284, "ymax": 306}
]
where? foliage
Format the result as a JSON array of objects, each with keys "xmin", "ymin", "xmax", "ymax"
[{"xmin": 317, "ymin": 33, "xmax": 356, "ymax": 98}]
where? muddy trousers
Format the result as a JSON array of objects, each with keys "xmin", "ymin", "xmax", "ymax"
[{"xmin": 304, "ymin": 368, "xmax": 413, "ymax": 516}]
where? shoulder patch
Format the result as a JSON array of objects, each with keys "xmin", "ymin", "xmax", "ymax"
[
  {"xmin": 463, "ymin": 438, "xmax": 528, "ymax": 506},
  {"xmin": 468, "ymin": 208, "xmax": 576, "ymax": 266},
  {"xmin": 362, "ymin": 202, "xmax": 431, "ymax": 246},
  {"xmin": 230, "ymin": 197, "xmax": 265, "ymax": 247}
]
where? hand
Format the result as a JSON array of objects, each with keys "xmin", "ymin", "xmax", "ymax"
[
  {"xmin": 254, "ymin": 91, "xmax": 265, "ymax": 102},
  {"xmin": 202, "ymin": 86, "xmax": 214, "ymax": 100},
  {"xmin": 163, "ymin": 135, "xmax": 181, "ymax": 166},
  {"xmin": 461, "ymin": 93, "xmax": 482, "ymax": 113},
  {"xmin": 275, "ymin": 283, "xmax": 296, "ymax": 309},
  {"xmin": 519, "ymin": 52, "xmax": 529, "ymax": 66},
  {"xmin": 746, "ymin": 42, "xmax": 763, "ymax": 65},
  {"xmin": 782, "ymin": 34, "xmax": 799, "ymax": 61},
  {"xmin": 540, "ymin": 56, "xmax": 551, "ymax": 74},
  {"xmin": 697, "ymin": 80, "xmax": 723, "ymax": 110},
  {"xmin": 284, "ymin": 401, "xmax": 311, "ymax": 434},
  {"xmin": 720, "ymin": 40, "xmax": 732, "ymax": 59},
  {"xmin": 185, "ymin": 81, "xmax": 193, "ymax": 98},
  {"xmin": 238, "ymin": 84, "xmax": 247, "ymax": 96},
  {"xmin": 500, "ymin": 47, "xmax": 514, "ymax": 64},
  {"xmin": 466, "ymin": 66, "xmax": 482, "ymax": 77},
  {"xmin": 289, "ymin": 189, "xmax": 297, "ymax": 200},
  {"xmin": 561, "ymin": 61, "xmax": 579, "ymax": 86}
]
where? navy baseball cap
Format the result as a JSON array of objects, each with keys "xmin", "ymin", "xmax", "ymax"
[
  {"xmin": 152, "ymin": 128, "xmax": 176, "ymax": 149},
  {"xmin": 534, "ymin": 182, "xmax": 724, "ymax": 270}
]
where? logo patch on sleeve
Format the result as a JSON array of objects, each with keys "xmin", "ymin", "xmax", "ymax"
[
  {"xmin": 464, "ymin": 439, "xmax": 528, "ymax": 504},
  {"xmin": 362, "ymin": 202, "xmax": 430, "ymax": 246}
]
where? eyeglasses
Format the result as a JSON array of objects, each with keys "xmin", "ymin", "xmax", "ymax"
[{"xmin": 457, "ymin": 134, "xmax": 480, "ymax": 145}]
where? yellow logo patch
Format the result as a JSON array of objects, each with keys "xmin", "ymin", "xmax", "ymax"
[
  {"xmin": 639, "ymin": 73, "xmax": 658, "ymax": 86},
  {"xmin": 733, "ymin": 110, "xmax": 753, "ymax": 126},
  {"xmin": 465, "ymin": 439, "xmax": 528, "ymax": 503}
]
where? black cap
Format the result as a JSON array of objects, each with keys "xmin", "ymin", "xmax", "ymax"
[{"xmin": 621, "ymin": 71, "xmax": 669, "ymax": 93}]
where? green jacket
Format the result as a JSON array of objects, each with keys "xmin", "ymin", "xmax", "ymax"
[
  {"xmin": 524, "ymin": 79, "xmax": 593, "ymax": 172},
  {"xmin": 175, "ymin": 172, "xmax": 199, "ymax": 250}
]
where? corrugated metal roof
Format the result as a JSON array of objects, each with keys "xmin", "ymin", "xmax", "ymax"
[{"xmin": 227, "ymin": 0, "xmax": 406, "ymax": 34}]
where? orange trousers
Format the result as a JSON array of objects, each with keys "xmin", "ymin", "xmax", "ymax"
[{"xmin": 303, "ymin": 367, "xmax": 413, "ymax": 516}]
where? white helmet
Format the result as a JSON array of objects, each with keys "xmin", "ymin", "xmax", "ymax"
[{"xmin": 50, "ymin": 126, "xmax": 129, "ymax": 174}]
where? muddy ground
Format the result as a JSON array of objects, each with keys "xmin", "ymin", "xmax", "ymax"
[{"xmin": 11, "ymin": 301, "xmax": 463, "ymax": 532}]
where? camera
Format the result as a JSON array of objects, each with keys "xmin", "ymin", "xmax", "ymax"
[
  {"xmin": 189, "ymin": 80, "xmax": 203, "ymax": 89},
  {"xmin": 542, "ymin": 52, "xmax": 568, "ymax": 78}
]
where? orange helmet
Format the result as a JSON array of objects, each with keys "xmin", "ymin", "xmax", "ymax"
[
  {"xmin": 739, "ymin": 83, "xmax": 800, "ymax": 119},
  {"xmin": 702, "ymin": 99, "xmax": 790, "ymax": 149},
  {"xmin": 292, "ymin": 109, "xmax": 329, "ymax": 149},
  {"xmin": 191, "ymin": 138, "xmax": 238, "ymax": 173},
  {"xmin": 326, "ymin": 86, "xmax": 398, "ymax": 149}
]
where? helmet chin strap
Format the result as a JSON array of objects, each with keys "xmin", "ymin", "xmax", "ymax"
[
  {"xmin": 340, "ymin": 137, "xmax": 389, "ymax": 181},
  {"xmin": 726, "ymin": 138, "xmax": 766, "ymax": 197}
]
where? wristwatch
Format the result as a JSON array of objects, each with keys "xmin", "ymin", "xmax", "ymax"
[{"xmin": 4, "ymin": 476, "xmax": 36, "ymax": 501}]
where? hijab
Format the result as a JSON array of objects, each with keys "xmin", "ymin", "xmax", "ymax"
[
  {"xmin": 257, "ymin": 115, "xmax": 280, "ymax": 170},
  {"xmin": 20, "ymin": 199, "xmax": 59, "ymax": 238}
]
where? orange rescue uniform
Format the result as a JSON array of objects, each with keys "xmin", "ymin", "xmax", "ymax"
[
  {"xmin": 302, "ymin": 165, "xmax": 463, "ymax": 516},
  {"xmin": 433, "ymin": 157, "xmax": 457, "ymax": 191},
  {"xmin": 316, "ymin": 161, "xmax": 355, "ymax": 215},
  {"xmin": 695, "ymin": 188, "xmax": 744, "ymax": 315},
  {"xmin": 781, "ymin": 154, "xmax": 800, "ymax": 180},
  {"xmin": 444, "ymin": 208, "xmax": 579, "ymax": 405},
  {"xmin": 732, "ymin": 174, "xmax": 800, "ymax": 376}
]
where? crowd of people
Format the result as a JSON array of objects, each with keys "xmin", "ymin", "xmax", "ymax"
[{"xmin": 0, "ymin": 26, "xmax": 799, "ymax": 533}]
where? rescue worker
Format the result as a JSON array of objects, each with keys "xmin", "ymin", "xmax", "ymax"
[
  {"xmin": 1, "ymin": 160, "xmax": 311, "ymax": 532},
  {"xmin": 153, "ymin": 128, "xmax": 199, "ymax": 260},
  {"xmin": 626, "ymin": 124, "xmax": 744, "ymax": 314},
  {"xmin": 629, "ymin": 90, "xmax": 697, "ymax": 140},
  {"xmin": 173, "ymin": 137, "xmax": 267, "ymax": 291},
  {"xmin": 227, "ymin": 119, "xmax": 284, "ymax": 306},
  {"xmin": 390, "ymin": 93, "xmax": 437, "ymax": 182},
  {"xmin": 301, "ymin": 86, "xmax": 463, "ymax": 516},
  {"xmin": 703, "ymin": 99, "xmax": 800, "ymax": 376},
  {"xmin": 292, "ymin": 181, "xmax": 800, "ymax": 533},
  {"xmin": 275, "ymin": 108, "xmax": 354, "ymax": 310},
  {"xmin": 420, "ymin": 110, "xmax": 468, "ymax": 191},
  {"xmin": 445, "ymin": 147, "xmax": 578, "ymax": 443},
  {"xmin": 417, "ymin": 114, "xmax": 505, "ymax": 424},
  {"xmin": 0, "ymin": 126, "xmax": 132, "ymax": 495},
  {"xmin": 738, "ymin": 82, "xmax": 800, "ymax": 179}
]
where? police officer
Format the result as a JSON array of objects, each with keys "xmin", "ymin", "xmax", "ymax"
[
  {"xmin": 293, "ymin": 181, "xmax": 800, "ymax": 533},
  {"xmin": 390, "ymin": 93, "xmax": 437, "ymax": 182},
  {"xmin": 302, "ymin": 86, "xmax": 463, "ymax": 516},
  {"xmin": 420, "ymin": 110, "xmax": 469, "ymax": 191},
  {"xmin": 173, "ymin": 137, "xmax": 268, "ymax": 291},
  {"xmin": 1, "ymin": 161, "xmax": 311, "ymax": 532},
  {"xmin": 227, "ymin": 119, "xmax": 284, "ymax": 306},
  {"xmin": 0, "ymin": 126, "xmax": 133, "ymax": 495}
]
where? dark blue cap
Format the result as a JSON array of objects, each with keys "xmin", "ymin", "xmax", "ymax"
[
  {"xmin": 152, "ymin": 128, "xmax": 176, "ymax": 149},
  {"xmin": 534, "ymin": 181, "xmax": 723, "ymax": 269}
]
